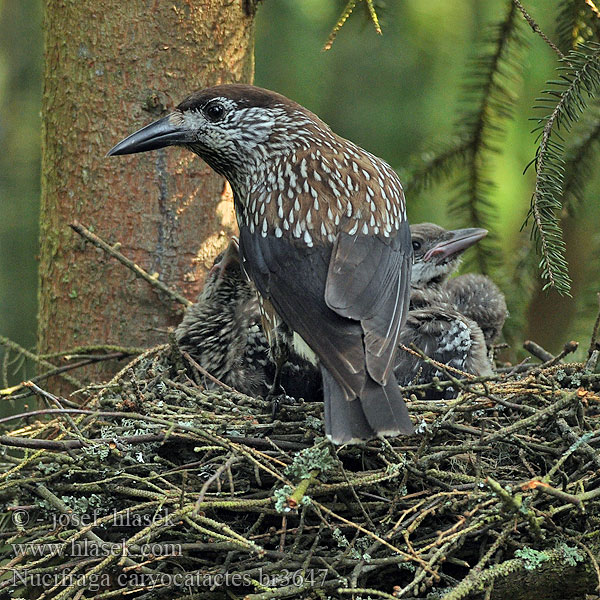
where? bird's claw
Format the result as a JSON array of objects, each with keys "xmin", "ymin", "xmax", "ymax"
[{"xmin": 267, "ymin": 385, "xmax": 297, "ymax": 418}]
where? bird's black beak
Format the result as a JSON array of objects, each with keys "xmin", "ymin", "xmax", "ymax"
[
  {"xmin": 424, "ymin": 227, "xmax": 487, "ymax": 263},
  {"xmin": 106, "ymin": 114, "xmax": 191, "ymax": 157}
]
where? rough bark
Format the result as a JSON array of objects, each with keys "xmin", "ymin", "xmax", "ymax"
[
  {"xmin": 39, "ymin": 1, "xmax": 254, "ymax": 385},
  {"xmin": 487, "ymin": 556, "xmax": 598, "ymax": 600}
]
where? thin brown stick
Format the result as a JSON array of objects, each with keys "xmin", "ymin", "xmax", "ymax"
[
  {"xmin": 40, "ymin": 344, "xmax": 145, "ymax": 359},
  {"xmin": 194, "ymin": 454, "xmax": 239, "ymax": 513},
  {"xmin": 0, "ymin": 432, "xmax": 191, "ymax": 451},
  {"xmin": 0, "ymin": 334, "xmax": 83, "ymax": 394},
  {"xmin": 538, "ymin": 340, "xmax": 579, "ymax": 367},
  {"xmin": 586, "ymin": 0, "xmax": 600, "ymax": 17},
  {"xmin": 523, "ymin": 339, "xmax": 554, "ymax": 362},
  {"xmin": 22, "ymin": 352, "xmax": 133, "ymax": 396},
  {"xmin": 0, "ymin": 406, "xmax": 224, "ymax": 448},
  {"xmin": 525, "ymin": 480, "xmax": 584, "ymax": 511},
  {"xmin": 480, "ymin": 391, "xmax": 576, "ymax": 445},
  {"xmin": 181, "ymin": 350, "xmax": 236, "ymax": 393},
  {"xmin": 70, "ymin": 221, "xmax": 191, "ymax": 307},
  {"xmin": 24, "ymin": 381, "xmax": 86, "ymax": 440},
  {"xmin": 399, "ymin": 343, "xmax": 475, "ymax": 379}
]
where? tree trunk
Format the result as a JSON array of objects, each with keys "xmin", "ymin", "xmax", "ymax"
[{"xmin": 38, "ymin": 0, "xmax": 254, "ymax": 386}]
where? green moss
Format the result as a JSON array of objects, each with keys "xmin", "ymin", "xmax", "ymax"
[
  {"xmin": 304, "ymin": 415, "xmax": 323, "ymax": 431},
  {"xmin": 82, "ymin": 442, "xmax": 110, "ymax": 461},
  {"xmin": 332, "ymin": 527, "xmax": 349, "ymax": 548}
]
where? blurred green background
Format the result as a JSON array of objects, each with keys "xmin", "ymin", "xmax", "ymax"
[{"xmin": 1, "ymin": 0, "xmax": 599, "ymax": 388}]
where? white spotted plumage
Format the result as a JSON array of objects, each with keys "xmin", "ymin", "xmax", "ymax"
[
  {"xmin": 180, "ymin": 89, "xmax": 407, "ymax": 248},
  {"xmin": 109, "ymin": 84, "xmax": 416, "ymax": 444}
]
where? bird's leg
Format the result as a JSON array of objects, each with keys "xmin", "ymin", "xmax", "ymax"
[
  {"xmin": 267, "ymin": 323, "xmax": 296, "ymax": 417},
  {"xmin": 269, "ymin": 338, "xmax": 289, "ymax": 411}
]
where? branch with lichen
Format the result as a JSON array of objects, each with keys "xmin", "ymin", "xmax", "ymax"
[{"xmin": 2, "ymin": 336, "xmax": 600, "ymax": 598}]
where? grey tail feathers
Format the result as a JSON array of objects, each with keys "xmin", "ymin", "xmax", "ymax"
[
  {"xmin": 359, "ymin": 375, "xmax": 414, "ymax": 438},
  {"xmin": 322, "ymin": 366, "xmax": 414, "ymax": 445}
]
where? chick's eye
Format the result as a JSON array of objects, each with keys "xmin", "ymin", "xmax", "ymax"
[
  {"xmin": 412, "ymin": 240, "xmax": 422, "ymax": 251},
  {"xmin": 205, "ymin": 101, "xmax": 226, "ymax": 121}
]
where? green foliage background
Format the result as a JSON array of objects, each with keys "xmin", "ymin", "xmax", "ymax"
[{"xmin": 1, "ymin": 0, "xmax": 600, "ymax": 386}]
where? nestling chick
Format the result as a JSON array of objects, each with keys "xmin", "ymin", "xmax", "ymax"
[
  {"xmin": 176, "ymin": 240, "xmax": 322, "ymax": 401},
  {"xmin": 409, "ymin": 223, "xmax": 486, "ymax": 295},
  {"xmin": 444, "ymin": 273, "xmax": 508, "ymax": 349},
  {"xmin": 395, "ymin": 223, "xmax": 493, "ymax": 393},
  {"xmin": 175, "ymin": 241, "xmax": 269, "ymax": 397}
]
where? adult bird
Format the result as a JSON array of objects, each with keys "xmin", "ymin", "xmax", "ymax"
[{"xmin": 108, "ymin": 84, "xmax": 414, "ymax": 444}]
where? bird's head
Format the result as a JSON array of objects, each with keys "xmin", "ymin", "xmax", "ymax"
[
  {"xmin": 107, "ymin": 84, "xmax": 321, "ymax": 183},
  {"xmin": 409, "ymin": 223, "xmax": 487, "ymax": 287},
  {"xmin": 207, "ymin": 237, "xmax": 241, "ymax": 279},
  {"xmin": 202, "ymin": 237, "xmax": 252, "ymax": 300}
]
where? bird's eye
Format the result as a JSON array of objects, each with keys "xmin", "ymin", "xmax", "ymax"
[
  {"xmin": 204, "ymin": 101, "xmax": 226, "ymax": 122},
  {"xmin": 412, "ymin": 240, "xmax": 422, "ymax": 251}
]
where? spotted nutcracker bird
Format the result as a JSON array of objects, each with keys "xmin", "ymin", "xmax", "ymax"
[
  {"xmin": 395, "ymin": 223, "xmax": 493, "ymax": 393},
  {"xmin": 408, "ymin": 223, "xmax": 507, "ymax": 349},
  {"xmin": 175, "ymin": 239, "xmax": 270, "ymax": 397},
  {"xmin": 395, "ymin": 306, "xmax": 492, "ymax": 396},
  {"xmin": 108, "ymin": 84, "xmax": 413, "ymax": 444},
  {"xmin": 408, "ymin": 223, "xmax": 486, "ymax": 299},
  {"xmin": 407, "ymin": 223, "xmax": 507, "ymax": 350},
  {"xmin": 444, "ymin": 273, "xmax": 508, "ymax": 349},
  {"xmin": 177, "ymin": 239, "xmax": 322, "ymax": 401}
]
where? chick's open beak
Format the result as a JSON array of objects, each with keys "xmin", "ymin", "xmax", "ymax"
[{"xmin": 423, "ymin": 228, "xmax": 487, "ymax": 263}]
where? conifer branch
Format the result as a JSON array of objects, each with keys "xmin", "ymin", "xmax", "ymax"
[
  {"xmin": 404, "ymin": 2, "xmax": 524, "ymax": 276},
  {"xmin": 562, "ymin": 113, "xmax": 600, "ymax": 212},
  {"xmin": 402, "ymin": 136, "xmax": 473, "ymax": 196},
  {"xmin": 587, "ymin": 0, "xmax": 600, "ymax": 18},
  {"xmin": 323, "ymin": 0, "xmax": 383, "ymax": 51},
  {"xmin": 557, "ymin": 0, "xmax": 582, "ymax": 52},
  {"xmin": 365, "ymin": 0, "xmax": 382, "ymax": 35},
  {"xmin": 451, "ymin": 1, "xmax": 524, "ymax": 274},
  {"xmin": 513, "ymin": 0, "xmax": 567, "ymax": 60},
  {"xmin": 323, "ymin": 0, "xmax": 356, "ymax": 51},
  {"xmin": 557, "ymin": 0, "xmax": 600, "ymax": 53},
  {"xmin": 526, "ymin": 42, "xmax": 600, "ymax": 293}
]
